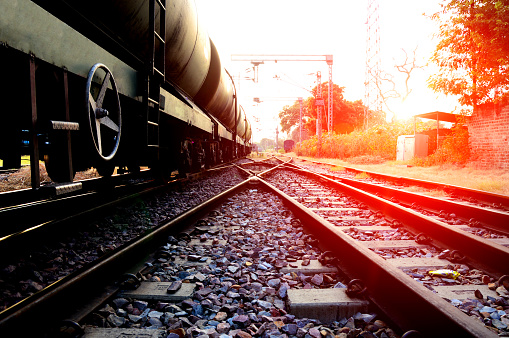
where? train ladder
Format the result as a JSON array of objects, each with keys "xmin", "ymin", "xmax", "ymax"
[{"xmin": 146, "ymin": 0, "xmax": 166, "ymax": 150}]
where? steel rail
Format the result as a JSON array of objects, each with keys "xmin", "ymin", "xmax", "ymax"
[
  {"xmin": 277, "ymin": 165, "xmax": 509, "ymax": 276},
  {"xmin": 0, "ymin": 169, "xmax": 154, "ymax": 208},
  {"xmin": 291, "ymin": 157, "xmax": 509, "ymax": 208},
  {"xmin": 285, "ymin": 162, "xmax": 509, "ymax": 235},
  {"xmin": 0, "ymin": 176, "xmax": 256, "ymax": 335},
  {"xmin": 253, "ymin": 175, "xmax": 497, "ymax": 337},
  {"xmin": 0, "ymin": 179, "xmax": 163, "ymax": 243},
  {"xmin": 0, "ymin": 162, "xmax": 241, "ymax": 239}
]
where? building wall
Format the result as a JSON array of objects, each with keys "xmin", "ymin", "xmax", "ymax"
[{"xmin": 468, "ymin": 104, "xmax": 509, "ymax": 169}]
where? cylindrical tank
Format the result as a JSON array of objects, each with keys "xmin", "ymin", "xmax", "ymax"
[
  {"xmin": 201, "ymin": 67, "xmax": 236, "ymax": 130},
  {"xmin": 245, "ymin": 122, "xmax": 252, "ymax": 141},
  {"xmin": 41, "ymin": 0, "xmax": 249, "ymax": 140},
  {"xmin": 236, "ymin": 105, "xmax": 246, "ymax": 138},
  {"xmin": 53, "ymin": 0, "xmax": 210, "ymax": 98}
]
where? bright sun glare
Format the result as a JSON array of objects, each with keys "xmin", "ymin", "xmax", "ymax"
[{"xmin": 195, "ymin": 0, "xmax": 460, "ymax": 142}]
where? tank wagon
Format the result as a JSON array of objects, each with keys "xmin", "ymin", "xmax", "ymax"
[{"xmin": 0, "ymin": 0, "xmax": 251, "ymax": 185}]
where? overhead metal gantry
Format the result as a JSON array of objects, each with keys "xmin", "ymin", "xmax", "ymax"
[{"xmin": 232, "ymin": 54, "xmax": 333, "ymax": 134}]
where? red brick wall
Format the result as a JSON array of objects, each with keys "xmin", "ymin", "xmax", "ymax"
[{"xmin": 468, "ymin": 104, "xmax": 509, "ymax": 169}]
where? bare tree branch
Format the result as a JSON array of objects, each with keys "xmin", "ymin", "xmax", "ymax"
[{"xmin": 377, "ymin": 47, "xmax": 425, "ymax": 114}]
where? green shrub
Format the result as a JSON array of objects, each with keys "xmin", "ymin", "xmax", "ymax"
[
  {"xmin": 296, "ymin": 120, "xmax": 422, "ymax": 160},
  {"xmin": 294, "ymin": 118, "xmax": 470, "ymax": 167},
  {"xmin": 412, "ymin": 123, "xmax": 470, "ymax": 166}
]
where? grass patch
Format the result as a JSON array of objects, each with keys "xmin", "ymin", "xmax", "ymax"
[
  {"xmin": 330, "ymin": 166, "xmax": 345, "ymax": 172},
  {"xmin": 354, "ymin": 172, "xmax": 370, "ymax": 179},
  {"xmin": 347, "ymin": 155, "xmax": 386, "ymax": 165},
  {"xmin": 292, "ymin": 155, "xmax": 509, "ymax": 196},
  {"xmin": 472, "ymin": 179, "xmax": 505, "ymax": 193}
]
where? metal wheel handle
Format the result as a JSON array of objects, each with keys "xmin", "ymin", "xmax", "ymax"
[{"xmin": 86, "ymin": 63, "xmax": 121, "ymax": 160}]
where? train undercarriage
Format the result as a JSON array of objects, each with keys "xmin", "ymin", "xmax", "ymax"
[{"xmin": 0, "ymin": 0, "xmax": 250, "ymax": 189}]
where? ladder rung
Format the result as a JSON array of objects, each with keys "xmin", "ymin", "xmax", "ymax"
[
  {"xmin": 155, "ymin": 32, "xmax": 165, "ymax": 44},
  {"xmin": 50, "ymin": 120, "xmax": 80, "ymax": 131},
  {"xmin": 148, "ymin": 97, "xmax": 158, "ymax": 105},
  {"xmin": 156, "ymin": 0, "xmax": 166, "ymax": 11},
  {"xmin": 153, "ymin": 67, "xmax": 164, "ymax": 78},
  {"xmin": 148, "ymin": 121, "xmax": 159, "ymax": 127}
]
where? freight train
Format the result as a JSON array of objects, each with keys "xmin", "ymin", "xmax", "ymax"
[{"xmin": 0, "ymin": 0, "xmax": 251, "ymax": 185}]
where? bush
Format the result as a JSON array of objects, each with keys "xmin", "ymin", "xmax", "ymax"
[
  {"xmin": 412, "ymin": 123, "xmax": 470, "ymax": 166},
  {"xmin": 294, "ymin": 118, "xmax": 470, "ymax": 167},
  {"xmin": 295, "ymin": 120, "xmax": 423, "ymax": 160}
]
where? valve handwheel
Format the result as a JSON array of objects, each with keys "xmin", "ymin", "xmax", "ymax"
[{"xmin": 86, "ymin": 63, "xmax": 121, "ymax": 161}]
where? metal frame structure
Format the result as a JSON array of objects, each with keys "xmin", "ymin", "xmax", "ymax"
[
  {"xmin": 315, "ymin": 72, "xmax": 323, "ymax": 141},
  {"xmin": 231, "ymin": 54, "xmax": 333, "ymax": 133},
  {"xmin": 364, "ymin": 0, "xmax": 382, "ymax": 129}
]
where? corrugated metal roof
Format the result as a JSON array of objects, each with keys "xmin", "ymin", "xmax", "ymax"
[{"xmin": 413, "ymin": 111, "xmax": 459, "ymax": 123}]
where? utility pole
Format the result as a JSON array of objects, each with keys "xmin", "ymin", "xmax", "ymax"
[
  {"xmin": 232, "ymin": 54, "xmax": 333, "ymax": 134},
  {"xmin": 298, "ymin": 97, "xmax": 303, "ymax": 143},
  {"xmin": 253, "ymin": 96, "xmax": 304, "ymax": 145},
  {"xmin": 364, "ymin": 0, "xmax": 382, "ymax": 129},
  {"xmin": 275, "ymin": 126, "xmax": 279, "ymax": 153},
  {"xmin": 315, "ymin": 71, "xmax": 323, "ymax": 143}
]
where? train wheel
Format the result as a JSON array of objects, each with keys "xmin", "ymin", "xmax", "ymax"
[
  {"xmin": 86, "ymin": 64, "xmax": 121, "ymax": 162},
  {"xmin": 95, "ymin": 162, "xmax": 115, "ymax": 177}
]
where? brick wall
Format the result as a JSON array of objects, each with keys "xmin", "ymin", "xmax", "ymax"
[{"xmin": 468, "ymin": 104, "xmax": 509, "ymax": 169}]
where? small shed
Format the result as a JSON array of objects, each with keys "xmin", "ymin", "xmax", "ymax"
[{"xmin": 413, "ymin": 111, "xmax": 460, "ymax": 146}]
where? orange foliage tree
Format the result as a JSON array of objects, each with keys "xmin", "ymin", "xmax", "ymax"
[
  {"xmin": 278, "ymin": 82, "xmax": 385, "ymax": 140},
  {"xmin": 428, "ymin": 0, "xmax": 509, "ymax": 107}
]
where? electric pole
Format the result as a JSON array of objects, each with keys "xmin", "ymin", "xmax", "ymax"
[
  {"xmin": 315, "ymin": 71, "xmax": 323, "ymax": 143},
  {"xmin": 232, "ymin": 54, "xmax": 333, "ymax": 134},
  {"xmin": 253, "ymin": 96, "xmax": 304, "ymax": 144}
]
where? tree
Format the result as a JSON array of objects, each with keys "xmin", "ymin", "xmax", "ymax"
[
  {"xmin": 278, "ymin": 82, "xmax": 383, "ymax": 137},
  {"xmin": 429, "ymin": 0, "xmax": 509, "ymax": 107},
  {"xmin": 259, "ymin": 138, "xmax": 277, "ymax": 151},
  {"xmin": 379, "ymin": 47, "xmax": 425, "ymax": 115},
  {"xmin": 279, "ymin": 101, "xmax": 303, "ymax": 134}
]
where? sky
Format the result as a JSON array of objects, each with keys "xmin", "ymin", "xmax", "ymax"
[{"xmin": 195, "ymin": 0, "xmax": 460, "ymax": 142}]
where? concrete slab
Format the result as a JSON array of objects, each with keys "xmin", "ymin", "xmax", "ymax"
[
  {"xmin": 188, "ymin": 239, "xmax": 227, "ymax": 246},
  {"xmin": 174, "ymin": 257, "xmax": 212, "ymax": 266},
  {"xmin": 280, "ymin": 260, "xmax": 338, "ymax": 274},
  {"xmin": 195, "ymin": 225, "xmax": 223, "ymax": 234},
  {"xmin": 309, "ymin": 207, "xmax": 360, "ymax": 212},
  {"xmin": 120, "ymin": 282, "xmax": 195, "ymax": 301},
  {"xmin": 433, "ymin": 284, "xmax": 499, "ymax": 300},
  {"xmin": 326, "ymin": 216, "xmax": 370, "ymax": 222},
  {"xmin": 361, "ymin": 240, "xmax": 427, "ymax": 249},
  {"xmin": 287, "ymin": 288, "xmax": 369, "ymax": 323},
  {"xmin": 491, "ymin": 238, "xmax": 509, "ymax": 247},
  {"xmin": 336, "ymin": 226, "xmax": 395, "ymax": 232},
  {"xmin": 386, "ymin": 257, "xmax": 451, "ymax": 269},
  {"xmin": 302, "ymin": 196, "xmax": 342, "ymax": 201},
  {"xmin": 83, "ymin": 328, "xmax": 165, "ymax": 337}
]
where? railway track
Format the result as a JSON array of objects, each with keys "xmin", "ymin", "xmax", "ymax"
[
  {"xmin": 290, "ymin": 157, "xmax": 509, "ymax": 211},
  {"xmin": 0, "ymin": 160, "xmax": 507, "ymax": 337},
  {"xmin": 0, "ymin": 164, "xmax": 249, "ymax": 326}
]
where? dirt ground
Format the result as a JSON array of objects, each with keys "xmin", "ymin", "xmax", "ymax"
[
  {"xmin": 0, "ymin": 163, "xmax": 99, "ymax": 193},
  {"xmin": 3, "ymin": 155, "xmax": 509, "ymax": 196},
  {"xmin": 290, "ymin": 154, "xmax": 509, "ymax": 196}
]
